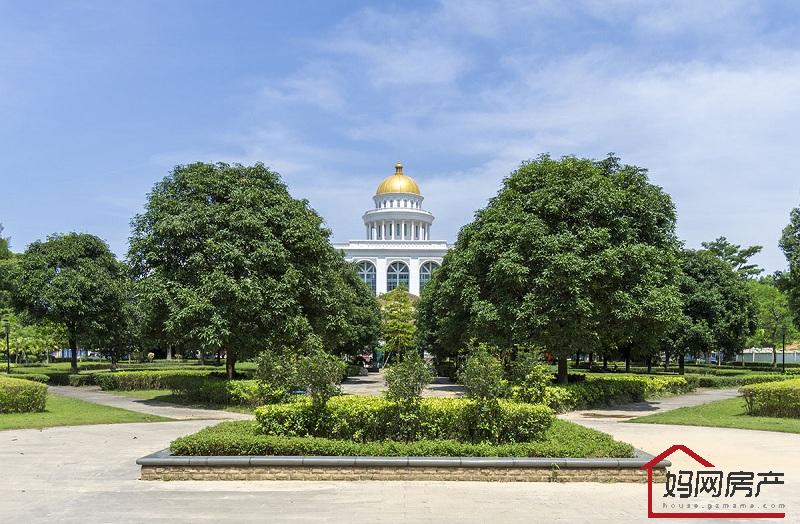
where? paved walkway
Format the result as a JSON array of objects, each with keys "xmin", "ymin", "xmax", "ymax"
[
  {"xmin": 50, "ymin": 386, "xmax": 252, "ymax": 420},
  {"xmin": 341, "ymin": 371, "xmax": 465, "ymax": 397},
  {"xmin": 1, "ymin": 386, "xmax": 796, "ymax": 522}
]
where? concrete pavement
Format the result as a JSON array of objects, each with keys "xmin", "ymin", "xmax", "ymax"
[{"xmin": 1, "ymin": 387, "xmax": 796, "ymax": 523}]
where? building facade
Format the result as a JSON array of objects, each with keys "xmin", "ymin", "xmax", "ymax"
[{"xmin": 334, "ymin": 162, "xmax": 449, "ymax": 296}]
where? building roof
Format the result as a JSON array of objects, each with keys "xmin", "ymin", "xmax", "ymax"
[{"xmin": 375, "ymin": 162, "xmax": 421, "ymax": 195}]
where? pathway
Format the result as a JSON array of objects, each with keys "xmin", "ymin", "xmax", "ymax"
[
  {"xmin": 49, "ymin": 386, "xmax": 252, "ymax": 420},
  {"xmin": 0, "ymin": 386, "xmax": 795, "ymax": 522},
  {"xmin": 341, "ymin": 371, "xmax": 465, "ymax": 397}
]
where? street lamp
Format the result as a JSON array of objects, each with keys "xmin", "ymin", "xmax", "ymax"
[
  {"xmin": 782, "ymin": 325, "xmax": 787, "ymax": 374},
  {"xmin": 3, "ymin": 321, "xmax": 10, "ymax": 374}
]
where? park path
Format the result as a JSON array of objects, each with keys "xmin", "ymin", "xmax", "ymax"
[
  {"xmin": 2, "ymin": 386, "xmax": 797, "ymax": 522},
  {"xmin": 341, "ymin": 371, "xmax": 465, "ymax": 397},
  {"xmin": 49, "ymin": 385, "xmax": 252, "ymax": 420}
]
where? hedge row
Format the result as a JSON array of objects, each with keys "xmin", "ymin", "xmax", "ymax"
[
  {"xmin": 255, "ymin": 396, "xmax": 554, "ymax": 444},
  {"xmin": 538, "ymin": 374, "xmax": 694, "ymax": 412},
  {"xmin": 168, "ymin": 377, "xmax": 263, "ymax": 405},
  {"xmin": 170, "ymin": 419, "xmax": 635, "ymax": 458},
  {"xmin": 740, "ymin": 378, "xmax": 800, "ymax": 418},
  {"xmin": 685, "ymin": 374, "xmax": 795, "ymax": 389},
  {"xmin": 4, "ymin": 373, "xmax": 50, "ymax": 384},
  {"xmin": 94, "ymin": 370, "xmax": 216, "ymax": 390},
  {"xmin": 0, "ymin": 375, "xmax": 47, "ymax": 413}
]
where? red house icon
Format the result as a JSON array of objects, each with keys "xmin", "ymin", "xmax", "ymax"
[{"xmin": 641, "ymin": 444, "xmax": 784, "ymax": 519}]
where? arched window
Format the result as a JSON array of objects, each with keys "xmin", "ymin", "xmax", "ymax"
[
  {"xmin": 357, "ymin": 261, "xmax": 377, "ymax": 295},
  {"xmin": 419, "ymin": 261, "xmax": 439, "ymax": 290},
  {"xmin": 386, "ymin": 261, "xmax": 409, "ymax": 291}
]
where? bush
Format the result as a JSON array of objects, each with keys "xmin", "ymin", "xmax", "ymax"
[
  {"xmin": 459, "ymin": 346, "xmax": 507, "ymax": 401},
  {"xmin": 169, "ymin": 377, "xmax": 262, "ymax": 406},
  {"xmin": 68, "ymin": 374, "xmax": 94, "ymax": 387},
  {"xmin": 0, "ymin": 376, "xmax": 47, "ymax": 413},
  {"xmin": 169, "ymin": 419, "xmax": 634, "ymax": 458},
  {"xmin": 255, "ymin": 396, "xmax": 553, "ymax": 444},
  {"xmin": 685, "ymin": 374, "xmax": 794, "ymax": 389},
  {"xmin": 4, "ymin": 373, "xmax": 50, "ymax": 384},
  {"xmin": 740, "ymin": 378, "xmax": 800, "ymax": 418},
  {"xmin": 539, "ymin": 375, "xmax": 694, "ymax": 412},
  {"xmin": 384, "ymin": 353, "xmax": 433, "ymax": 403},
  {"xmin": 296, "ymin": 349, "xmax": 347, "ymax": 410},
  {"xmin": 254, "ymin": 348, "xmax": 297, "ymax": 403},
  {"xmin": 510, "ymin": 365, "xmax": 552, "ymax": 404},
  {"xmin": 93, "ymin": 370, "xmax": 214, "ymax": 390}
]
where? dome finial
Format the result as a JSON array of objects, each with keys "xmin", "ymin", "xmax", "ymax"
[{"xmin": 395, "ymin": 161, "xmax": 403, "ymax": 175}]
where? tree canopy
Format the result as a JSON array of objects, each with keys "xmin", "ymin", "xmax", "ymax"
[
  {"xmin": 701, "ymin": 236, "xmax": 763, "ymax": 278},
  {"xmin": 747, "ymin": 278, "xmax": 796, "ymax": 366},
  {"xmin": 417, "ymin": 154, "xmax": 683, "ymax": 383},
  {"xmin": 379, "ymin": 286, "xmax": 418, "ymax": 362},
  {"xmin": 128, "ymin": 162, "xmax": 379, "ymax": 377},
  {"xmin": 780, "ymin": 207, "xmax": 800, "ymax": 326},
  {"xmin": 9, "ymin": 233, "xmax": 128, "ymax": 372},
  {"xmin": 663, "ymin": 249, "xmax": 757, "ymax": 371}
]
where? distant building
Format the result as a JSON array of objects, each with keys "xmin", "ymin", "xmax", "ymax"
[
  {"xmin": 735, "ymin": 346, "xmax": 800, "ymax": 364},
  {"xmin": 333, "ymin": 162, "xmax": 449, "ymax": 296}
]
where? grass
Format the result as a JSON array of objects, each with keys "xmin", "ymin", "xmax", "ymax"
[
  {"xmin": 169, "ymin": 418, "xmax": 635, "ymax": 458},
  {"xmin": 0, "ymin": 393, "xmax": 172, "ymax": 430},
  {"xmin": 628, "ymin": 397, "xmax": 800, "ymax": 434},
  {"xmin": 108, "ymin": 389, "xmax": 254, "ymax": 414}
]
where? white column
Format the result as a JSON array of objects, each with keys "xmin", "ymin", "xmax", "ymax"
[
  {"xmin": 409, "ymin": 257, "xmax": 421, "ymax": 296},
  {"xmin": 376, "ymin": 258, "xmax": 388, "ymax": 295}
]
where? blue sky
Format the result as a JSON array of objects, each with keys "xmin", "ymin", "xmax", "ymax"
[{"xmin": 2, "ymin": 0, "xmax": 800, "ymax": 272}]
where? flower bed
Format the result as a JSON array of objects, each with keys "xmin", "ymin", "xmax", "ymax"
[
  {"xmin": 740, "ymin": 378, "xmax": 800, "ymax": 418},
  {"xmin": 0, "ymin": 375, "xmax": 47, "ymax": 413}
]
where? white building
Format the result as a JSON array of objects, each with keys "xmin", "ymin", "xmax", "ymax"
[{"xmin": 334, "ymin": 162, "xmax": 449, "ymax": 296}]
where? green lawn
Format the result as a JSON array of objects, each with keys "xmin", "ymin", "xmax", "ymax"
[
  {"xmin": 628, "ymin": 397, "xmax": 800, "ymax": 434},
  {"xmin": 108, "ymin": 389, "xmax": 254, "ymax": 414},
  {"xmin": 0, "ymin": 393, "xmax": 172, "ymax": 430}
]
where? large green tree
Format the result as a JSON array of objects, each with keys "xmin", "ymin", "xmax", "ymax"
[
  {"xmin": 418, "ymin": 154, "xmax": 682, "ymax": 383},
  {"xmin": 9, "ymin": 233, "xmax": 128, "ymax": 373},
  {"xmin": 128, "ymin": 162, "xmax": 379, "ymax": 378},
  {"xmin": 701, "ymin": 236, "xmax": 763, "ymax": 278},
  {"xmin": 779, "ymin": 207, "xmax": 800, "ymax": 325},
  {"xmin": 664, "ymin": 249, "xmax": 757, "ymax": 372},
  {"xmin": 747, "ymin": 278, "xmax": 796, "ymax": 368}
]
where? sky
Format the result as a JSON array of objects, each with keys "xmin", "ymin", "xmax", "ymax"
[{"xmin": 1, "ymin": 0, "xmax": 800, "ymax": 272}]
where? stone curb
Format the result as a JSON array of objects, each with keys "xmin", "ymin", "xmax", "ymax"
[{"xmin": 137, "ymin": 448, "xmax": 670, "ymax": 469}]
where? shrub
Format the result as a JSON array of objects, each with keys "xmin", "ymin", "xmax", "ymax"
[
  {"xmin": 537, "ymin": 375, "xmax": 694, "ymax": 412},
  {"xmin": 68, "ymin": 374, "xmax": 94, "ymax": 387},
  {"xmin": 685, "ymin": 374, "xmax": 793, "ymax": 389},
  {"xmin": 93, "ymin": 370, "xmax": 213, "ymax": 390},
  {"xmin": 168, "ymin": 377, "xmax": 261, "ymax": 406},
  {"xmin": 384, "ymin": 353, "xmax": 433, "ymax": 403},
  {"xmin": 510, "ymin": 364, "xmax": 552, "ymax": 404},
  {"xmin": 0, "ymin": 376, "xmax": 47, "ymax": 413},
  {"xmin": 4, "ymin": 373, "xmax": 50, "ymax": 384},
  {"xmin": 459, "ymin": 346, "xmax": 507, "ymax": 401},
  {"xmin": 740, "ymin": 378, "xmax": 800, "ymax": 418},
  {"xmin": 296, "ymin": 350, "xmax": 347, "ymax": 410},
  {"xmin": 169, "ymin": 419, "xmax": 634, "ymax": 458},
  {"xmin": 255, "ymin": 396, "xmax": 553, "ymax": 444},
  {"xmin": 254, "ymin": 348, "xmax": 297, "ymax": 403}
]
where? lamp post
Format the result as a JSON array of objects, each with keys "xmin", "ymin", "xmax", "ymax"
[
  {"xmin": 4, "ymin": 321, "xmax": 10, "ymax": 374},
  {"xmin": 782, "ymin": 325, "xmax": 787, "ymax": 374}
]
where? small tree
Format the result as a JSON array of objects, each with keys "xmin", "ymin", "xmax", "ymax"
[
  {"xmin": 296, "ymin": 339, "xmax": 347, "ymax": 411},
  {"xmin": 459, "ymin": 344, "xmax": 507, "ymax": 401},
  {"xmin": 254, "ymin": 347, "xmax": 298, "ymax": 403},
  {"xmin": 379, "ymin": 286, "xmax": 417, "ymax": 363},
  {"xmin": 384, "ymin": 352, "xmax": 433, "ymax": 404}
]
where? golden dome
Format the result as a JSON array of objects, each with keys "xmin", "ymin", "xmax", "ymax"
[{"xmin": 376, "ymin": 161, "xmax": 421, "ymax": 195}]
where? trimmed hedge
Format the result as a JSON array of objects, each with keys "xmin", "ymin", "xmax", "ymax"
[
  {"xmin": 3, "ymin": 373, "xmax": 50, "ymax": 384},
  {"xmin": 685, "ymin": 374, "xmax": 795, "ymax": 389},
  {"xmin": 170, "ymin": 419, "xmax": 634, "ymax": 458},
  {"xmin": 169, "ymin": 377, "xmax": 262, "ymax": 406},
  {"xmin": 0, "ymin": 376, "xmax": 47, "ymax": 413},
  {"xmin": 740, "ymin": 378, "xmax": 800, "ymax": 418},
  {"xmin": 94, "ymin": 370, "xmax": 216, "ymax": 390},
  {"xmin": 255, "ymin": 396, "xmax": 554, "ymax": 444},
  {"xmin": 540, "ymin": 375, "xmax": 694, "ymax": 412}
]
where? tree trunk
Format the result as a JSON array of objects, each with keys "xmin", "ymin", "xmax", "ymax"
[
  {"xmin": 198, "ymin": 349, "xmax": 205, "ymax": 365},
  {"xmin": 166, "ymin": 346, "xmax": 172, "ymax": 361},
  {"xmin": 773, "ymin": 348, "xmax": 777, "ymax": 369},
  {"xmin": 664, "ymin": 350, "xmax": 670, "ymax": 372},
  {"xmin": 624, "ymin": 352, "xmax": 630, "ymax": 373},
  {"xmin": 574, "ymin": 352, "xmax": 580, "ymax": 366},
  {"xmin": 678, "ymin": 354, "xmax": 685, "ymax": 375},
  {"xmin": 602, "ymin": 355, "xmax": 608, "ymax": 371},
  {"xmin": 68, "ymin": 330, "xmax": 78, "ymax": 374},
  {"xmin": 556, "ymin": 356, "xmax": 569, "ymax": 384},
  {"xmin": 588, "ymin": 352, "xmax": 594, "ymax": 368},
  {"xmin": 225, "ymin": 349, "xmax": 236, "ymax": 380},
  {"xmin": 646, "ymin": 357, "xmax": 653, "ymax": 374}
]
